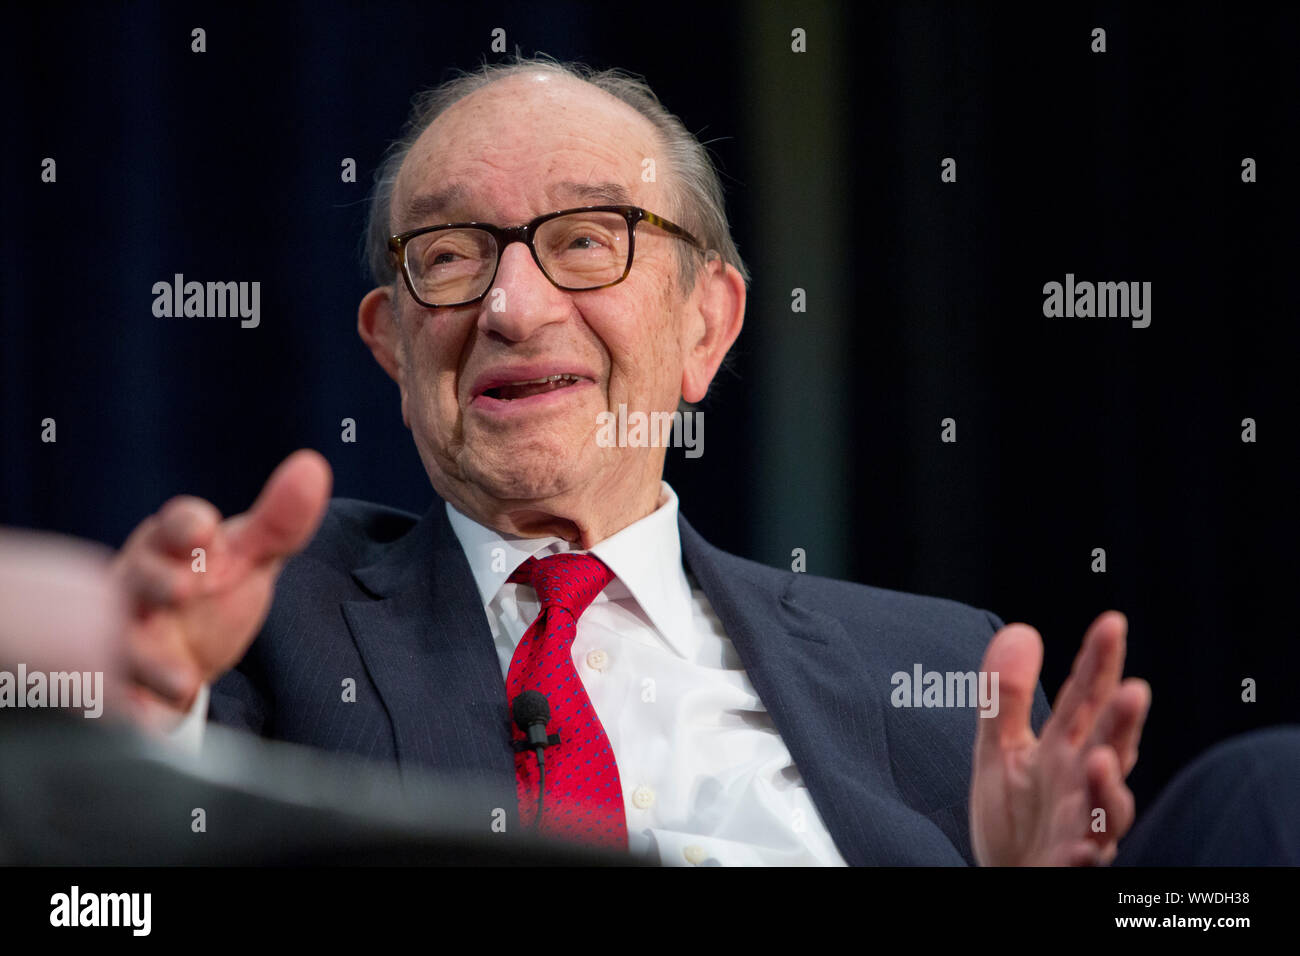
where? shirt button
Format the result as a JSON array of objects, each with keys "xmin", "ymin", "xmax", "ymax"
[
  {"xmin": 586, "ymin": 649, "xmax": 609, "ymax": 671},
  {"xmin": 683, "ymin": 845, "xmax": 708, "ymax": 865},
  {"xmin": 631, "ymin": 785, "xmax": 656, "ymax": 810}
]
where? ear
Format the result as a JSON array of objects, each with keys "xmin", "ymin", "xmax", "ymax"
[
  {"xmin": 681, "ymin": 256, "xmax": 746, "ymax": 404},
  {"xmin": 357, "ymin": 285, "xmax": 410, "ymax": 426}
]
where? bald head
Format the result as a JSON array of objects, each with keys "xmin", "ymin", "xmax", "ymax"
[
  {"xmin": 364, "ymin": 57, "xmax": 750, "ymax": 293},
  {"xmin": 392, "ymin": 71, "xmax": 670, "ymax": 245}
]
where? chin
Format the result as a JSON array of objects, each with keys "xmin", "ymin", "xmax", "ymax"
[{"xmin": 461, "ymin": 444, "xmax": 584, "ymax": 502}]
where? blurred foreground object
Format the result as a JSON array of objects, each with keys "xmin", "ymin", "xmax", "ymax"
[
  {"xmin": 0, "ymin": 528, "xmax": 127, "ymax": 714},
  {"xmin": 0, "ymin": 711, "xmax": 641, "ymax": 865}
]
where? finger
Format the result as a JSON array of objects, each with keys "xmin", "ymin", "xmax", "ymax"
[
  {"xmin": 1088, "ymin": 678, "xmax": 1151, "ymax": 777},
  {"xmin": 1061, "ymin": 838, "xmax": 1120, "ymax": 866},
  {"xmin": 115, "ymin": 544, "xmax": 206, "ymax": 608},
  {"xmin": 1041, "ymin": 611, "xmax": 1127, "ymax": 750},
  {"xmin": 116, "ymin": 513, "xmax": 158, "ymax": 559},
  {"xmin": 143, "ymin": 496, "xmax": 222, "ymax": 560},
  {"xmin": 973, "ymin": 623, "xmax": 1043, "ymax": 771},
  {"xmin": 224, "ymin": 449, "xmax": 332, "ymax": 565},
  {"xmin": 1061, "ymin": 840, "xmax": 1105, "ymax": 867},
  {"xmin": 1085, "ymin": 745, "xmax": 1136, "ymax": 847},
  {"xmin": 126, "ymin": 625, "xmax": 202, "ymax": 707}
]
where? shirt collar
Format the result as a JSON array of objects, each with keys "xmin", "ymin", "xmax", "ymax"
[{"xmin": 444, "ymin": 482, "xmax": 696, "ymax": 660}]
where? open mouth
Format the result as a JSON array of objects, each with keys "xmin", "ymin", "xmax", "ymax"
[{"xmin": 481, "ymin": 374, "xmax": 586, "ymax": 401}]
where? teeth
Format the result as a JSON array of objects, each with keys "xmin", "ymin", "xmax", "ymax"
[
  {"xmin": 482, "ymin": 373, "xmax": 584, "ymax": 401},
  {"xmin": 506, "ymin": 374, "xmax": 578, "ymax": 386}
]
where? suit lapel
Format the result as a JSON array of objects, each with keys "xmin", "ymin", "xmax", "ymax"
[
  {"xmin": 677, "ymin": 514, "xmax": 887, "ymax": 865},
  {"xmin": 343, "ymin": 502, "xmax": 516, "ymax": 803}
]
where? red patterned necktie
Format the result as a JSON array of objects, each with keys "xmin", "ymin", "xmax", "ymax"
[{"xmin": 507, "ymin": 552, "xmax": 628, "ymax": 850}]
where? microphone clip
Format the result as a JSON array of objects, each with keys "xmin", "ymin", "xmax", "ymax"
[{"xmin": 513, "ymin": 733, "xmax": 560, "ymax": 753}]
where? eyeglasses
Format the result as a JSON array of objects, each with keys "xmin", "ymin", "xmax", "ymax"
[{"xmin": 388, "ymin": 205, "xmax": 704, "ymax": 308}]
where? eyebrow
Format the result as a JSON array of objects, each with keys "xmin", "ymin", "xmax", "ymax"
[
  {"xmin": 400, "ymin": 180, "xmax": 633, "ymax": 228},
  {"xmin": 401, "ymin": 185, "xmax": 470, "ymax": 226},
  {"xmin": 554, "ymin": 180, "xmax": 633, "ymax": 206}
]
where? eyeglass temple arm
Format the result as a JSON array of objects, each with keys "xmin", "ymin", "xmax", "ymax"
[{"xmin": 639, "ymin": 209, "xmax": 704, "ymax": 250}]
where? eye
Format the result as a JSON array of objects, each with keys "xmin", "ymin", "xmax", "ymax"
[
  {"xmin": 414, "ymin": 229, "xmax": 493, "ymax": 271},
  {"xmin": 567, "ymin": 233, "xmax": 607, "ymax": 251},
  {"xmin": 545, "ymin": 221, "xmax": 621, "ymax": 256}
]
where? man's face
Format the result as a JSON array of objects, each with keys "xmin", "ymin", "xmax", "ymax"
[{"xmin": 369, "ymin": 72, "xmax": 732, "ymax": 538}]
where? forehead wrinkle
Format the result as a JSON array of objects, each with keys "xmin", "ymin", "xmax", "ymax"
[
  {"xmin": 396, "ymin": 78, "xmax": 664, "ymax": 225},
  {"xmin": 399, "ymin": 146, "xmax": 652, "ymax": 232},
  {"xmin": 399, "ymin": 178, "xmax": 635, "ymax": 233},
  {"xmin": 401, "ymin": 185, "xmax": 471, "ymax": 227}
]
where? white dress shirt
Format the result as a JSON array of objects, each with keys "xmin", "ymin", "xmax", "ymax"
[{"xmin": 446, "ymin": 481, "xmax": 847, "ymax": 866}]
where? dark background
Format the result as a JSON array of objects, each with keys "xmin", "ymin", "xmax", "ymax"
[{"xmin": 3, "ymin": 0, "xmax": 1297, "ymax": 816}]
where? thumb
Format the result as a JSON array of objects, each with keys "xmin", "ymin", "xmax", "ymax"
[
  {"xmin": 225, "ymin": 449, "xmax": 333, "ymax": 565},
  {"xmin": 974, "ymin": 623, "xmax": 1043, "ymax": 767}
]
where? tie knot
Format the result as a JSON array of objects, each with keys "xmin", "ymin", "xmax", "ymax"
[{"xmin": 509, "ymin": 553, "xmax": 614, "ymax": 618}]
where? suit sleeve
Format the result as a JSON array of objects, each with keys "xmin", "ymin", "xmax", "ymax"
[
  {"xmin": 983, "ymin": 609, "xmax": 1052, "ymax": 735},
  {"xmin": 207, "ymin": 644, "xmax": 271, "ymax": 735}
]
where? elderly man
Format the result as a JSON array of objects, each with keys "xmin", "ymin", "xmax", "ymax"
[{"xmin": 112, "ymin": 57, "xmax": 1152, "ymax": 866}]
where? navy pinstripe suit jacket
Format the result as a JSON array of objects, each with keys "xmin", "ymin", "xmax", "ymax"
[{"xmin": 209, "ymin": 496, "xmax": 1051, "ymax": 865}]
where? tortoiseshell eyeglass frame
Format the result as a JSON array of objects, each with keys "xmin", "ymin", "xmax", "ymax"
[{"xmin": 388, "ymin": 204, "xmax": 705, "ymax": 308}]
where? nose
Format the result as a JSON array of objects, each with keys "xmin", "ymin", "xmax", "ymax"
[{"xmin": 476, "ymin": 240, "xmax": 570, "ymax": 342}]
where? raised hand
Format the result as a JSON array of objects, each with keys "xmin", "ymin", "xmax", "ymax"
[
  {"xmin": 109, "ymin": 450, "xmax": 332, "ymax": 733},
  {"xmin": 970, "ymin": 611, "xmax": 1151, "ymax": 866}
]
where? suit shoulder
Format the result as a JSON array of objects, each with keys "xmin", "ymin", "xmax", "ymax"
[
  {"xmin": 694, "ymin": 543, "xmax": 999, "ymax": 648},
  {"xmin": 295, "ymin": 496, "xmax": 422, "ymax": 572},
  {"xmin": 791, "ymin": 570, "xmax": 1000, "ymax": 636}
]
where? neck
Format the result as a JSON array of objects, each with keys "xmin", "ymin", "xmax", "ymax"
[{"xmin": 436, "ymin": 475, "xmax": 664, "ymax": 550}]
